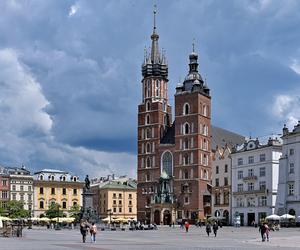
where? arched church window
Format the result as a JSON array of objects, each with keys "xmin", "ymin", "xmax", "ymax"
[
  {"xmin": 156, "ymin": 80, "xmax": 160, "ymax": 97},
  {"xmin": 146, "ymin": 128, "xmax": 151, "ymax": 139},
  {"xmin": 184, "ymin": 123, "xmax": 190, "ymax": 134},
  {"xmin": 203, "ymin": 105, "xmax": 207, "ymax": 116},
  {"xmin": 161, "ymin": 151, "xmax": 173, "ymax": 177},
  {"xmin": 184, "ymin": 138, "xmax": 189, "ymax": 149},
  {"xmin": 146, "ymin": 101, "xmax": 151, "ymax": 111},
  {"xmin": 184, "ymin": 170, "xmax": 189, "ymax": 179},
  {"xmin": 146, "ymin": 143, "xmax": 151, "ymax": 153},
  {"xmin": 145, "ymin": 114, "xmax": 150, "ymax": 125},
  {"xmin": 203, "ymin": 170, "xmax": 208, "ymax": 180},
  {"xmin": 183, "ymin": 103, "xmax": 190, "ymax": 115},
  {"xmin": 146, "ymin": 80, "xmax": 150, "ymax": 98},
  {"xmin": 183, "ymin": 154, "xmax": 189, "ymax": 165},
  {"xmin": 146, "ymin": 157, "xmax": 151, "ymax": 168}
]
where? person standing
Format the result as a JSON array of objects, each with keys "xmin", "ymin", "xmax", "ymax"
[
  {"xmin": 80, "ymin": 220, "xmax": 88, "ymax": 243},
  {"xmin": 91, "ymin": 223, "xmax": 97, "ymax": 243},
  {"xmin": 184, "ymin": 221, "xmax": 190, "ymax": 233},
  {"xmin": 259, "ymin": 223, "xmax": 266, "ymax": 242},
  {"xmin": 213, "ymin": 222, "xmax": 219, "ymax": 237},
  {"xmin": 264, "ymin": 223, "xmax": 270, "ymax": 242},
  {"xmin": 206, "ymin": 223, "xmax": 211, "ymax": 237}
]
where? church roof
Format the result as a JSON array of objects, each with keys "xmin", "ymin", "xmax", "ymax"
[
  {"xmin": 160, "ymin": 124, "xmax": 175, "ymax": 144},
  {"xmin": 211, "ymin": 126, "xmax": 245, "ymax": 150}
]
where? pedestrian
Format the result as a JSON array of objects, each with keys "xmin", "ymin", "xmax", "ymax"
[
  {"xmin": 264, "ymin": 223, "xmax": 270, "ymax": 242},
  {"xmin": 259, "ymin": 223, "xmax": 266, "ymax": 242},
  {"xmin": 184, "ymin": 221, "xmax": 190, "ymax": 233},
  {"xmin": 80, "ymin": 220, "xmax": 88, "ymax": 243},
  {"xmin": 206, "ymin": 223, "xmax": 211, "ymax": 237},
  {"xmin": 213, "ymin": 222, "xmax": 219, "ymax": 237},
  {"xmin": 91, "ymin": 223, "xmax": 97, "ymax": 243}
]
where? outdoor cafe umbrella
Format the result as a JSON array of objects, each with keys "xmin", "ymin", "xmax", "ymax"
[
  {"xmin": 266, "ymin": 214, "xmax": 281, "ymax": 220},
  {"xmin": 51, "ymin": 217, "xmax": 75, "ymax": 223},
  {"xmin": 0, "ymin": 216, "xmax": 11, "ymax": 221},
  {"xmin": 280, "ymin": 214, "xmax": 295, "ymax": 220}
]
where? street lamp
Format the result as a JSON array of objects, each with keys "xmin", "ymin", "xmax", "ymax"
[{"xmin": 107, "ymin": 209, "xmax": 113, "ymax": 227}]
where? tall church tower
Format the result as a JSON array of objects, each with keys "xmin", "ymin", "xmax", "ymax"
[{"xmin": 137, "ymin": 9, "xmax": 172, "ymax": 222}]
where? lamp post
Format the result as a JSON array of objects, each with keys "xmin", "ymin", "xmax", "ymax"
[{"xmin": 107, "ymin": 209, "xmax": 113, "ymax": 227}]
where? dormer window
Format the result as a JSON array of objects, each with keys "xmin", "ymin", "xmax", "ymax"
[
  {"xmin": 62, "ymin": 176, "xmax": 66, "ymax": 181},
  {"xmin": 73, "ymin": 177, "xmax": 77, "ymax": 182},
  {"xmin": 40, "ymin": 175, "xmax": 43, "ymax": 181},
  {"xmin": 51, "ymin": 176, "xmax": 54, "ymax": 181}
]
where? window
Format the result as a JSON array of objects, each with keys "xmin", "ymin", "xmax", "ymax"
[
  {"xmin": 145, "ymin": 114, "xmax": 150, "ymax": 125},
  {"xmin": 258, "ymin": 196, "xmax": 267, "ymax": 207},
  {"xmin": 247, "ymin": 197, "xmax": 255, "ymax": 207},
  {"xmin": 248, "ymin": 169, "xmax": 254, "ymax": 177},
  {"xmin": 146, "ymin": 157, "xmax": 151, "ymax": 168},
  {"xmin": 236, "ymin": 197, "xmax": 244, "ymax": 207},
  {"xmin": 183, "ymin": 103, "xmax": 190, "ymax": 115},
  {"xmin": 155, "ymin": 80, "xmax": 160, "ymax": 97},
  {"xmin": 184, "ymin": 123, "xmax": 189, "ymax": 134},
  {"xmin": 62, "ymin": 188, "xmax": 66, "ymax": 195},
  {"xmin": 215, "ymin": 178, "xmax": 219, "ymax": 187},
  {"xmin": 62, "ymin": 176, "xmax": 66, "ymax": 181},
  {"xmin": 224, "ymin": 164, "xmax": 228, "ymax": 173},
  {"xmin": 162, "ymin": 151, "xmax": 173, "ymax": 176},
  {"xmin": 288, "ymin": 184, "xmax": 294, "ymax": 195},
  {"xmin": 183, "ymin": 154, "xmax": 189, "ymax": 165},
  {"xmin": 146, "ymin": 101, "xmax": 151, "ymax": 111},
  {"xmin": 20, "ymin": 194, "xmax": 24, "ymax": 201},
  {"xmin": 113, "ymin": 193, "xmax": 116, "ymax": 199},
  {"xmin": 184, "ymin": 170, "xmax": 189, "ymax": 179},
  {"xmin": 2, "ymin": 180, "xmax": 7, "ymax": 186},
  {"xmin": 51, "ymin": 187, "xmax": 55, "ymax": 195},
  {"xmin": 28, "ymin": 186, "xmax": 31, "ymax": 192},
  {"xmin": 146, "ymin": 128, "xmax": 151, "ymax": 139},
  {"xmin": 119, "ymin": 207, "xmax": 122, "ymax": 213},
  {"xmin": 184, "ymin": 196, "xmax": 189, "ymax": 204},
  {"xmin": 28, "ymin": 194, "xmax": 32, "ymax": 201},
  {"xmin": 238, "ymin": 158, "xmax": 243, "ymax": 166},
  {"xmin": 73, "ymin": 189, "xmax": 77, "ymax": 195},
  {"xmin": 129, "ymin": 207, "xmax": 132, "ymax": 213},
  {"xmin": 20, "ymin": 186, "xmax": 24, "ymax": 192},
  {"xmin": 202, "ymin": 125, "xmax": 208, "ymax": 136},
  {"xmin": 237, "ymin": 184, "xmax": 243, "ymax": 192},
  {"xmin": 113, "ymin": 207, "xmax": 116, "ymax": 213},
  {"xmin": 290, "ymin": 148, "xmax": 294, "ymax": 155},
  {"xmin": 203, "ymin": 105, "xmax": 207, "ymax": 116},
  {"xmin": 12, "ymin": 193, "xmax": 16, "ymax": 200},
  {"xmin": 73, "ymin": 201, "xmax": 77, "ymax": 206},
  {"xmin": 40, "ymin": 187, "xmax": 44, "ymax": 194},
  {"xmin": 238, "ymin": 171, "xmax": 243, "ymax": 179},
  {"xmin": 119, "ymin": 200, "xmax": 122, "ymax": 205},
  {"xmin": 224, "ymin": 177, "xmax": 228, "ymax": 186},
  {"xmin": 289, "ymin": 163, "xmax": 295, "ymax": 174},
  {"xmin": 146, "ymin": 143, "xmax": 151, "ymax": 153},
  {"xmin": 113, "ymin": 200, "xmax": 116, "ymax": 205},
  {"xmin": 259, "ymin": 167, "xmax": 266, "ymax": 177},
  {"xmin": 40, "ymin": 175, "xmax": 43, "ymax": 180},
  {"xmin": 215, "ymin": 193, "xmax": 220, "ymax": 205},
  {"xmin": 224, "ymin": 192, "xmax": 229, "ymax": 204},
  {"xmin": 203, "ymin": 154, "xmax": 208, "ymax": 166},
  {"xmin": 259, "ymin": 154, "xmax": 266, "ymax": 162},
  {"xmin": 259, "ymin": 181, "xmax": 266, "ymax": 190},
  {"xmin": 184, "ymin": 138, "xmax": 189, "ymax": 149},
  {"xmin": 248, "ymin": 156, "xmax": 254, "ymax": 164},
  {"xmin": 216, "ymin": 166, "xmax": 219, "ymax": 174},
  {"xmin": 40, "ymin": 200, "xmax": 44, "ymax": 209},
  {"xmin": 12, "ymin": 185, "xmax": 16, "ymax": 191},
  {"xmin": 61, "ymin": 201, "xmax": 66, "ymax": 209},
  {"xmin": 145, "ymin": 173, "xmax": 150, "ymax": 182},
  {"xmin": 248, "ymin": 182, "xmax": 254, "ymax": 191},
  {"xmin": 203, "ymin": 170, "xmax": 208, "ymax": 180},
  {"xmin": 129, "ymin": 194, "xmax": 132, "ymax": 199},
  {"xmin": 129, "ymin": 200, "xmax": 132, "ymax": 205},
  {"xmin": 203, "ymin": 139, "xmax": 207, "ymax": 150}
]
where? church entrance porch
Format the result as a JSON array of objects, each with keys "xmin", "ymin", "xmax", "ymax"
[
  {"xmin": 163, "ymin": 210, "xmax": 171, "ymax": 225},
  {"xmin": 154, "ymin": 210, "xmax": 160, "ymax": 225}
]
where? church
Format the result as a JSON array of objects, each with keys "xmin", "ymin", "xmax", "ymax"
[{"xmin": 136, "ymin": 10, "xmax": 242, "ymax": 225}]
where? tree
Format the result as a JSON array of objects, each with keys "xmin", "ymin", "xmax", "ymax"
[
  {"xmin": 7, "ymin": 200, "xmax": 29, "ymax": 218},
  {"xmin": 45, "ymin": 203, "xmax": 64, "ymax": 219},
  {"xmin": 69, "ymin": 204, "xmax": 81, "ymax": 221}
]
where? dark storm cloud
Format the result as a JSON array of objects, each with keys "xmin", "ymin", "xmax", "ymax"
[{"xmin": 0, "ymin": 0, "xmax": 299, "ymax": 176}]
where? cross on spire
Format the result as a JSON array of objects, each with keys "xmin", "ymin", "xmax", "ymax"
[
  {"xmin": 192, "ymin": 38, "xmax": 195, "ymax": 52},
  {"xmin": 153, "ymin": 4, "xmax": 157, "ymax": 31}
]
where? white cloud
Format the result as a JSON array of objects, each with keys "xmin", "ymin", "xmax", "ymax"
[
  {"xmin": 273, "ymin": 94, "xmax": 300, "ymax": 128},
  {"xmin": 290, "ymin": 58, "xmax": 300, "ymax": 75},
  {"xmin": 69, "ymin": 3, "xmax": 80, "ymax": 17}
]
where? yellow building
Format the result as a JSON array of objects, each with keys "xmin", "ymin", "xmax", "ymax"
[
  {"xmin": 33, "ymin": 169, "xmax": 83, "ymax": 217},
  {"xmin": 92, "ymin": 178, "xmax": 137, "ymax": 221}
]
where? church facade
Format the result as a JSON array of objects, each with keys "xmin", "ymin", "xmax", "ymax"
[{"xmin": 137, "ymin": 11, "xmax": 212, "ymax": 224}]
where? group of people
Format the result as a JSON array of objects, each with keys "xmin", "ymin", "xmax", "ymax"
[
  {"xmin": 183, "ymin": 221, "xmax": 219, "ymax": 237},
  {"xmin": 259, "ymin": 222, "xmax": 270, "ymax": 242},
  {"xmin": 80, "ymin": 219, "xmax": 97, "ymax": 243}
]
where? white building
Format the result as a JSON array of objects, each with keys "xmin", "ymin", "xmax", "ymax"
[
  {"xmin": 7, "ymin": 166, "xmax": 34, "ymax": 213},
  {"xmin": 231, "ymin": 138, "xmax": 282, "ymax": 226},
  {"xmin": 276, "ymin": 123, "xmax": 300, "ymax": 217},
  {"xmin": 212, "ymin": 145, "xmax": 232, "ymax": 225}
]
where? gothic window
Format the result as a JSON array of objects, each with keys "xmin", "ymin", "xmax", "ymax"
[
  {"xmin": 202, "ymin": 124, "xmax": 208, "ymax": 136},
  {"xmin": 203, "ymin": 170, "xmax": 208, "ymax": 180},
  {"xmin": 146, "ymin": 143, "xmax": 151, "ymax": 153},
  {"xmin": 183, "ymin": 103, "xmax": 190, "ymax": 115},
  {"xmin": 145, "ymin": 114, "xmax": 150, "ymax": 125},
  {"xmin": 203, "ymin": 139, "xmax": 207, "ymax": 150},
  {"xmin": 203, "ymin": 154, "xmax": 208, "ymax": 166},
  {"xmin": 203, "ymin": 105, "xmax": 207, "ymax": 116},
  {"xmin": 155, "ymin": 80, "xmax": 160, "ymax": 97},
  {"xmin": 146, "ymin": 128, "xmax": 151, "ymax": 139},
  {"xmin": 184, "ymin": 170, "xmax": 189, "ymax": 179},
  {"xmin": 183, "ymin": 154, "xmax": 189, "ymax": 165},
  {"xmin": 162, "ymin": 151, "xmax": 173, "ymax": 177},
  {"xmin": 146, "ymin": 157, "xmax": 151, "ymax": 168},
  {"xmin": 146, "ymin": 80, "xmax": 150, "ymax": 98},
  {"xmin": 184, "ymin": 138, "xmax": 189, "ymax": 149},
  {"xmin": 146, "ymin": 101, "xmax": 151, "ymax": 111},
  {"xmin": 184, "ymin": 123, "xmax": 190, "ymax": 134}
]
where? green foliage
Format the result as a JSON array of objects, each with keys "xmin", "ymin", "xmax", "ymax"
[
  {"xmin": 45, "ymin": 203, "xmax": 64, "ymax": 219},
  {"xmin": 0, "ymin": 205, "xmax": 6, "ymax": 216},
  {"xmin": 7, "ymin": 200, "xmax": 29, "ymax": 218},
  {"xmin": 69, "ymin": 204, "xmax": 81, "ymax": 221}
]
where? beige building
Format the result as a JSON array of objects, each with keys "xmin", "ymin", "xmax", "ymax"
[
  {"xmin": 92, "ymin": 178, "xmax": 137, "ymax": 221},
  {"xmin": 33, "ymin": 169, "xmax": 83, "ymax": 217}
]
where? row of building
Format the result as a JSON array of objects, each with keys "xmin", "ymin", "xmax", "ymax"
[
  {"xmin": 136, "ymin": 9, "xmax": 300, "ymax": 226},
  {"xmin": 0, "ymin": 167, "xmax": 137, "ymax": 220}
]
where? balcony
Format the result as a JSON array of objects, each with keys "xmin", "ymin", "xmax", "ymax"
[
  {"xmin": 233, "ymin": 188, "xmax": 267, "ymax": 195},
  {"xmin": 243, "ymin": 175, "xmax": 257, "ymax": 181}
]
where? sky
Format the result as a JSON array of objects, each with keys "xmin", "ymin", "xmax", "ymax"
[{"xmin": 0, "ymin": 0, "xmax": 300, "ymax": 178}]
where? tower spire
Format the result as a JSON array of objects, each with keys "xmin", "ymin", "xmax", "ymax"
[
  {"xmin": 153, "ymin": 4, "xmax": 157, "ymax": 32},
  {"xmin": 150, "ymin": 4, "xmax": 160, "ymax": 63}
]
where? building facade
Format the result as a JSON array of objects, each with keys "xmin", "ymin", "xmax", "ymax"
[
  {"xmin": 276, "ymin": 123, "xmax": 300, "ymax": 217},
  {"xmin": 92, "ymin": 178, "xmax": 137, "ymax": 221},
  {"xmin": 0, "ymin": 171, "xmax": 10, "ymax": 211},
  {"xmin": 137, "ymin": 10, "xmax": 212, "ymax": 224},
  {"xmin": 33, "ymin": 169, "xmax": 83, "ymax": 217},
  {"xmin": 231, "ymin": 138, "xmax": 281, "ymax": 226},
  {"xmin": 7, "ymin": 166, "xmax": 34, "ymax": 214},
  {"xmin": 211, "ymin": 145, "xmax": 232, "ymax": 225}
]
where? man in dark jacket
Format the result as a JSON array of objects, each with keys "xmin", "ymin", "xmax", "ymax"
[
  {"xmin": 259, "ymin": 223, "xmax": 266, "ymax": 242},
  {"xmin": 213, "ymin": 222, "xmax": 219, "ymax": 237}
]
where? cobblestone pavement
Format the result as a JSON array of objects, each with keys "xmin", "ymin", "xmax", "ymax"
[{"xmin": 1, "ymin": 226, "xmax": 300, "ymax": 250}]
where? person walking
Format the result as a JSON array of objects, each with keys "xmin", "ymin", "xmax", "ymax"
[
  {"xmin": 184, "ymin": 221, "xmax": 190, "ymax": 233},
  {"xmin": 213, "ymin": 222, "xmax": 219, "ymax": 237},
  {"xmin": 259, "ymin": 223, "xmax": 266, "ymax": 242},
  {"xmin": 206, "ymin": 223, "xmax": 211, "ymax": 237},
  {"xmin": 91, "ymin": 223, "xmax": 97, "ymax": 243},
  {"xmin": 264, "ymin": 223, "xmax": 270, "ymax": 242},
  {"xmin": 80, "ymin": 220, "xmax": 88, "ymax": 243}
]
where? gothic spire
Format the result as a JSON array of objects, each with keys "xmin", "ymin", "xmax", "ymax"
[{"xmin": 150, "ymin": 5, "xmax": 160, "ymax": 64}]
